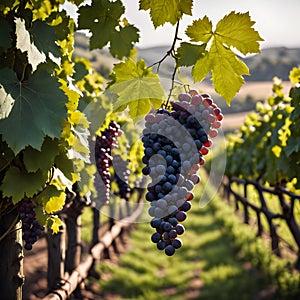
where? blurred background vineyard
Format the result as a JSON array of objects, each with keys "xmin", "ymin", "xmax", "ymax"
[
  {"xmin": 23, "ymin": 33, "xmax": 300, "ymax": 299},
  {"xmin": 74, "ymin": 32, "xmax": 298, "ymax": 117}
]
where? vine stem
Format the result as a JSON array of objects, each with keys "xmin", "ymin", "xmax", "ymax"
[
  {"xmin": 148, "ymin": 20, "xmax": 180, "ymax": 69},
  {"xmin": 148, "ymin": 20, "xmax": 181, "ymax": 108}
]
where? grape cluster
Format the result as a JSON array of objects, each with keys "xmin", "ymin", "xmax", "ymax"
[
  {"xmin": 142, "ymin": 90, "xmax": 222, "ymax": 256},
  {"xmin": 112, "ymin": 154, "xmax": 131, "ymax": 201},
  {"xmin": 95, "ymin": 121, "xmax": 123, "ymax": 204},
  {"xmin": 19, "ymin": 199, "xmax": 44, "ymax": 251}
]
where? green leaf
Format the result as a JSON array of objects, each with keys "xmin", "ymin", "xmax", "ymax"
[
  {"xmin": 15, "ymin": 18, "xmax": 46, "ymax": 71},
  {"xmin": 35, "ymin": 184, "xmax": 62, "ymax": 206},
  {"xmin": 73, "ymin": 60, "xmax": 89, "ymax": 82},
  {"xmin": 176, "ymin": 42, "xmax": 206, "ymax": 67},
  {"xmin": 23, "ymin": 137, "xmax": 60, "ymax": 173},
  {"xmin": 110, "ymin": 25, "xmax": 140, "ymax": 58},
  {"xmin": 285, "ymin": 136, "xmax": 300, "ymax": 156},
  {"xmin": 0, "ymin": 17, "xmax": 13, "ymax": 50},
  {"xmin": 78, "ymin": 0, "xmax": 123, "ymax": 48},
  {"xmin": 0, "ymin": 137, "xmax": 14, "ymax": 173},
  {"xmin": 210, "ymin": 40, "xmax": 249, "ymax": 104},
  {"xmin": 0, "ymin": 68, "xmax": 67, "ymax": 154},
  {"xmin": 31, "ymin": 20, "xmax": 61, "ymax": 64},
  {"xmin": 215, "ymin": 11, "xmax": 264, "ymax": 55},
  {"xmin": 0, "ymin": 84, "xmax": 14, "ymax": 119},
  {"xmin": 192, "ymin": 52, "xmax": 212, "ymax": 82},
  {"xmin": 139, "ymin": 0, "xmax": 192, "ymax": 28},
  {"xmin": 185, "ymin": 16, "xmax": 212, "ymax": 43},
  {"xmin": 35, "ymin": 204, "xmax": 48, "ymax": 226},
  {"xmin": 54, "ymin": 151, "xmax": 74, "ymax": 181},
  {"xmin": 1, "ymin": 166, "xmax": 46, "ymax": 204},
  {"xmin": 108, "ymin": 57, "xmax": 164, "ymax": 120}
]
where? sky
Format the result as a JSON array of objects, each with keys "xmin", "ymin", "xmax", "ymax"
[
  {"xmin": 63, "ymin": 0, "xmax": 300, "ymax": 49},
  {"xmin": 120, "ymin": 0, "xmax": 300, "ymax": 49}
]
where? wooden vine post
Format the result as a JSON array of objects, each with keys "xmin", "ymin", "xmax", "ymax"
[{"xmin": 0, "ymin": 206, "xmax": 23, "ymax": 300}]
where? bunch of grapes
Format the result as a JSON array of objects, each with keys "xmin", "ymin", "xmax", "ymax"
[
  {"xmin": 95, "ymin": 121, "xmax": 123, "ymax": 204},
  {"xmin": 112, "ymin": 154, "xmax": 131, "ymax": 201},
  {"xmin": 142, "ymin": 90, "xmax": 223, "ymax": 256},
  {"xmin": 19, "ymin": 199, "xmax": 44, "ymax": 251}
]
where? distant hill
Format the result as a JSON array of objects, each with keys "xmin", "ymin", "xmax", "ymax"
[{"xmin": 74, "ymin": 33, "xmax": 300, "ymax": 82}]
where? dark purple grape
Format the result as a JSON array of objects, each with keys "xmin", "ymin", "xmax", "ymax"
[
  {"xmin": 151, "ymin": 232, "xmax": 162, "ymax": 243},
  {"xmin": 95, "ymin": 121, "xmax": 123, "ymax": 205},
  {"xmin": 19, "ymin": 199, "xmax": 44, "ymax": 251},
  {"xmin": 165, "ymin": 245, "xmax": 175, "ymax": 256},
  {"xmin": 172, "ymin": 238, "xmax": 182, "ymax": 249},
  {"xmin": 176, "ymin": 224, "xmax": 185, "ymax": 235},
  {"xmin": 157, "ymin": 240, "xmax": 166, "ymax": 250},
  {"xmin": 142, "ymin": 91, "xmax": 223, "ymax": 256}
]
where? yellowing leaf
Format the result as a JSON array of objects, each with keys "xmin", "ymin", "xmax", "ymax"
[
  {"xmin": 289, "ymin": 67, "xmax": 300, "ymax": 84},
  {"xmin": 69, "ymin": 111, "xmax": 90, "ymax": 128},
  {"xmin": 49, "ymin": 216, "xmax": 63, "ymax": 234},
  {"xmin": 272, "ymin": 145, "xmax": 282, "ymax": 158},
  {"xmin": 108, "ymin": 56, "xmax": 164, "ymax": 120},
  {"xmin": 278, "ymin": 118, "xmax": 292, "ymax": 147},
  {"xmin": 187, "ymin": 11, "xmax": 263, "ymax": 104},
  {"xmin": 139, "ymin": 0, "xmax": 192, "ymax": 28},
  {"xmin": 192, "ymin": 52, "xmax": 212, "ymax": 82},
  {"xmin": 215, "ymin": 11, "xmax": 264, "ymax": 55},
  {"xmin": 185, "ymin": 16, "xmax": 212, "ymax": 43},
  {"xmin": 210, "ymin": 40, "xmax": 249, "ymax": 104},
  {"xmin": 45, "ymin": 190, "xmax": 66, "ymax": 214}
]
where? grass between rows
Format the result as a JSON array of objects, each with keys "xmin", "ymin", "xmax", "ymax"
[{"xmin": 84, "ymin": 181, "xmax": 275, "ymax": 300}]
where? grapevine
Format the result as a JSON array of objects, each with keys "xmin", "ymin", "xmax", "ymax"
[
  {"xmin": 142, "ymin": 89, "xmax": 223, "ymax": 255},
  {"xmin": 0, "ymin": 0, "xmax": 263, "ymax": 296}
]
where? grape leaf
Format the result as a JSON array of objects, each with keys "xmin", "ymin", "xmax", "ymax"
[
  {"xmin": 54, "ymin": 151, "xmax": 74, "ymax": 181},
  {"xmin": 139, "ymin": 0, "xmax": 192, "ymax": 28},
  {"xmin": 78, "ymin": 0, "xmax": 138, "ymax": 57},
  {"xmin": 0, "ymin": 17, "xmax": 13, "ymax": 50},
  {"xmin": 15, "ymin": 18, "xmax": 46, "ymax": 71},
  {"xmin": 192, "ymin": 52, "xmax": 212, "ymax": 83},
  {"xmin": 1, "ymin": 166, "xmax": 46, "ymax": 204},
  {"xmin": 78, "ymin": 0, "xmax": 124, "ymax": 49},
  {"xmin": 49, "ymin": 216, "xmax": 63, "ymax": 234},
  {"xmin": 176, "ymin": 42, "xmax": 206, "ymax": 67},
  {"xmin": 0, "ymin": 68, "xmax": 68, "ymax": 154},
  {"xmin": 285, "ymin": 136, "xmax": 300, "ymax": 156},
  {"xmin": 23, "ymin": 137, "xmax": 60, "ymax": 173},
  {"xmin": 69, "ymin": 0, "xmax": 85, "ymax": 5},
  {"xmin": 0, "ymin": 84, "xmax": 14, "ymax": 119},
  {"xmin": 186, "ymin": 12, "xmax": 263, "ymax": 103},
  {"xmin": 209, "ymin": 40, "xmax": 249, "ymax": 104},
  {"xmin": 185, "ymin": 16, "xmax": 212, "ymax": 43},
  {"xmin": 44, "ymin": 187, "xmax": 66, "ymax": 214},
  {"xmin": 215, "ymin": 11, "xmax": 263, "ymax": 55},
  {"xmin": 110, "ymin": 25, "xmax": 140, "ymax": 59},
  {"xmin": 108, "ymin": 57, "xmax": 164, "ymax": 120},
  {"xmin": 0, "ymin": 137, "xmax": 14, "ymax": 173},
  {"xmin": 31, "ymin": 20, "xmax": 61, "ymax": 64}
]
